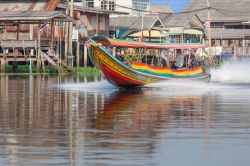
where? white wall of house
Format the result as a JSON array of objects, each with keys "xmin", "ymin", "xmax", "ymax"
[
  {"xmin": 74, "ymin": 0, "xmax": 95, "ymax": 8},
  {"xmin": 74, "ymin": 0, "xmax": 149, "ymax": 15},
  {"xmin": 95, "ymin": 0, "xmax": 133, "ymax": 14}
]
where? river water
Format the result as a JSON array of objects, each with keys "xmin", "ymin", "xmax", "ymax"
[{"xmin": 0, "ymin": 62, "xmax": 250, "ymax": 166}]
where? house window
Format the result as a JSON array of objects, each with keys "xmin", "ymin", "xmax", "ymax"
[
  {"xmin": 211, "ymin": 22, "xmax": 223, "ymax": 28},
  {"xmin": 0, "ymin": 25, "xmax": 3, "ymax": 33},
  {"xmin": 101, "ymin": 0, "xmax": 107, "ymax": 10},
  {"xmin": 132, "ymin": 0, "xmax": 149, "ymax": 13},
  {"xmin": 86, "ymin": 0, "xmax": 94, "ymax": 8},
  {"xmin": 101, "ymin": 0, "xmax": 115, "ymax": 11},
  {"xmin": 108, "ymin": 1, "xmax": 115, "ymax": 11}
]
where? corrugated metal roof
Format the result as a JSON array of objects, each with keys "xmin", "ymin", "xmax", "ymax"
[
  {"xmin": 183, "ymin": 0, "xmax": 250, "ymax": 22},
  {"xmin": 150, "ymin": 4, "xmax": 173, "ymax": 14},
  {"xmin": 0, "ymin": 0, "xmax": 59, "ymax": 11},
  {"xmin": 0, "ymin": 11, "xmax": 73, "ymax": 22},
  {"xmin": 160, "ymin": 13, "xmax": 196, "ymax": 27},
  {"xmin": 110, "ymin": 16, "xmax": 162, "ymax": 30}
]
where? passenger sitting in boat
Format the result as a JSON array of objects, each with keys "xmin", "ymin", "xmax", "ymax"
[
  {"xmin": 107, "ymin": 47, "xmax": 116, "ymax": 56},
  {"xmin": 160, "ymin": 49, "xmax": 169, "ymax": 67},
  {"xmin": 171, "ymin": 51, "xmax": 185, "ymax": 69},
  {"xmin": 188, "ymin": 53, "xmax": 196, "ymax": 68}
]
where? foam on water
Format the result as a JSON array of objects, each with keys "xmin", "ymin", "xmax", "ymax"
[
  {"xmin": 144, "ymin": 80, "xmax": 220, "ymax": 96},
  {"xmin": 145, "ymin": 80, "xmax": 209, "ymax": 89},
  {"xmin": 55, "ymin": 80, "xmax": 118, "ymax": 93},
  {"xmin": 211, "ymin": 60, "xmax": 250, "ymax": 83}
]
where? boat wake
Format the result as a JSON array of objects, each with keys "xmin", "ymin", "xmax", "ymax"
[
  {"xmin": 56, "ymin": 60, "xmax": 250, "ymax": 94},
  {"xmin": 211, "ymin": 60, "xmax": 250, "ymax": 83},
  {"xmin": 144, "ymin": 79, "xmax": 223, "ymax": 93},
  {"xmin": 55, "ymin": 80, "xmax": 118, "ymax": 93}
]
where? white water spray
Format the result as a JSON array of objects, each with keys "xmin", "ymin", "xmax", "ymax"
[{"xmin": 211, "ymin": 60, "xmax": 250, "ymax": 83}]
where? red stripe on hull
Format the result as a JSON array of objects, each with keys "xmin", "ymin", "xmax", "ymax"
[{"xmin": 101, "ymin": 63, "xmax": 146, "ymax": 87}]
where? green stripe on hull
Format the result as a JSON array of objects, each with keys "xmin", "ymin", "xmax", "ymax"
[{"xmin": 135, "ymin": 69, "xmax": 205, "ymax": 78}]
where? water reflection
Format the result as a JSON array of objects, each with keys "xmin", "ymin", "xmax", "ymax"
[
  {"xmin": 0, "ymin": 74, "xmax": 250, "ymax": 166},
  {"xmin": 0, "ymin": 74, "xmax": 103, "ymax": 166}
]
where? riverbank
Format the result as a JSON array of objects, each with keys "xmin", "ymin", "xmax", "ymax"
[{"xmin": 0, "ymin": 65, "xmax": 102, "ymax": 75}]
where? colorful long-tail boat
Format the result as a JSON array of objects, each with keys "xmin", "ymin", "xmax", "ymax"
[{"xmin": 87, "ymin": 35, "xmax": 211, "ymax": 87}]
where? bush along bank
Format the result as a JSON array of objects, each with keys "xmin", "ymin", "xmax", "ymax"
[
  {"xmin": 0, "ymin": 65, "xmax": 102, "ymax": 75},
  {"xmin": 1, "ymin": 65, "xmax": 58, "ymax": 74},
  {"xmin": 72, "ymin": 67, "xmax": 101, "ymax": 75}
]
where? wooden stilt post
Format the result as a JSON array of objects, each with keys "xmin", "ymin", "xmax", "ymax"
[
  {"xmin": 68, "ymin": 0, "xmax": 74, "ymax": 67},
  {"xmin": 96, "ymin": 13, "xmax": 99, "ymax": 35},
  {"xmin": 59, "ymin": 35, "xmax": 62, "ymax": 69},
  {"xmin": 40, "ymin": 22, "xmax": 46, "ymax": 73},
  {"xmin": 4, "ymin": 22, "xmax": 7, "ymax": 40},
  {"xmin": 37, "ymin": 25, "xmax": 41, "ymax": 73},
  {"xmin": 57, "ymin": 33, "xmax": 60, "ymax": 67},
  {"xmin": 13, "ymin": 21, "xmax": 20, "ymax": 71},
  {"xmin": 64, "ymin": 7, "xmax": 69, "ymax": 65},
  {"xmin": 84, "ymin": 44, "xmax": 88, "ymax": 67},
  {"xmin": 243, "ymin": 37, "xmax": 245, "ymax": 60},
  {"xmin": 29, "ymin": 24, "xmax": 34, "ymax": 71},
  {"xmin": 17, "ymin": 22, "xmax": 20, "ymax": 40},
  {"xmin": 41, "ymin": 54, "xmax": 45, "ymax": 73},
  {"xmin": 30, "ymin": 48, "xmax": 33, "ymax": 74},
  {"xmin": 234, "ymin": 40, "xmax": 236, "ymax": 60},
  {"xmin": 149, "ymin": 30, "xmax": 151, "ymax": 42},
  {"xmin": 50, "ymin": 20, "xmax": 54, "ymax": 54},
  {"xmin": 207, "ymin": 0, "xmax": 212, "ymax": 59},
  {"xmin": 76, "ymin": 41, "xmax": 80, "ymax": 67},
  {"xmin": 0, "ymin": 58, "xmax": 4, "ymax": 72}
]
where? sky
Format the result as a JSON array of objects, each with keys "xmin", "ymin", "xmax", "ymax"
[{"xmin": 150, "ymin": 0, "xmax": 190, "ymax": 12}]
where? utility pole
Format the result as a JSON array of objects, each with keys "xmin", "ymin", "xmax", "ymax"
[
  {"xmin": 207, "ymin": 0, "xmax": 212, "ymax": 58},
  {"xmin": 140, "ymin": 13, "xmax": 144, "ymax": 42},
  {"xmin": 68, "ymin": 0, "xmax": 74, "ymax": 66},
  {"xmin": 64, "ymin": 3, "xmax": 69, "ymax": 65}
]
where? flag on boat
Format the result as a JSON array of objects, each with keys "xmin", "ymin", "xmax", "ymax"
[
  {"xmin": 204, "ymin": 20, "xmax": 210, "ymax": 29},
  {"xmin": 38, "ymin": 23, "xmax": 47, "ymax": 33}
]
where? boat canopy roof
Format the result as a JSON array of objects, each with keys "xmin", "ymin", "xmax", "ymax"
[{"xmin": 90, "ymin": 35, "xmax": 207, "ymax": 49}]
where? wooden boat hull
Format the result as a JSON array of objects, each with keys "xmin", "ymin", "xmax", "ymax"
[{"xmin": 87, "ymin": 37, "xmax": 211, "ymax": 87}]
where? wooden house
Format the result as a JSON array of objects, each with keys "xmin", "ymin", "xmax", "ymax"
[
  {"xmin": 0, "ymin": 0, "xmax": 72, "ymax": 72},
  {"xmin": 56, "ymin": 3, "xmax": 121, "ymax": 67},
  {"xmin": 109, "ymin": 15, "xmax": 165, "ymax": 41},
  {"xmin": 0, "ymin": 0, "xmax": 120, "ymax": 71},
  {"xmin": 184, "ymin": 0, "xmax": 250, "ymax": 57},
  {"xmin": 159, "ymin": 13, "xmax": 205, "ymax": 44},
  {"xmin": 109, "ymin": 13, "xmax": 205, "ymax": 44}
]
